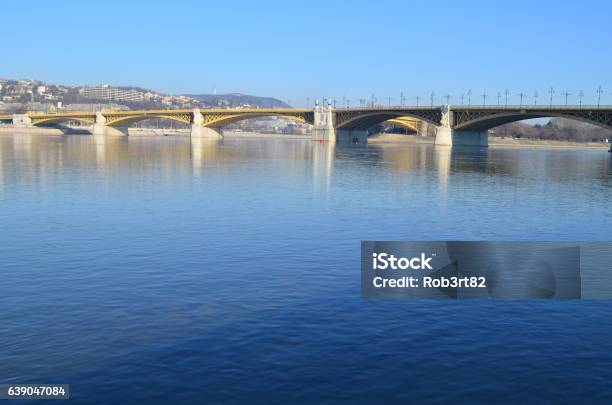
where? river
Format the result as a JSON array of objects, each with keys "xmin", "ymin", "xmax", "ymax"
[{"xmin": 1, "ymin": 133, "xmax": 611, "ymax": 403}]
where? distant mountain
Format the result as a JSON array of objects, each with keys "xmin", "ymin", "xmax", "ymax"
[{"xmin": 186, "ymin": 93, "xmax": 290, "ymax": 108}]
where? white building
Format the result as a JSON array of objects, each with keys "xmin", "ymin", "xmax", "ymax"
[{"xmin": 79, "ymin": 85, "xmax": 144, "ymax": 102}]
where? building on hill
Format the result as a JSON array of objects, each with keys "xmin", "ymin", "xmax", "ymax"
[{"xmin": 79, "ymin": 85, "xmax": 144, "ymax": 102}]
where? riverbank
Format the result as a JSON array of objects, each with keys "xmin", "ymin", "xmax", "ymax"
[
  {"xmin": 489, "ymin": 136, "xmax": 609, "ymax": 150},
  {"xmin": 368, "ymin": 134, "xmax": 432, "ymax": 144},
  {"xmin": 368, "ymin": 133, "xmax": 610, "ymax": 150},
  {"xmin": 0, "ymin": 126, "xmax": 64, "ymax": 135}
]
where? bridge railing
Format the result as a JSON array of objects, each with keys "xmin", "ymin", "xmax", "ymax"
[
  {"xmin": 446, "ymin": 104, "xmax": 612, "ymax": 110},
  {"xmin": 11, "ymin": 105, "xmax": 612, "ymax": 117},
  {"xmin": 333, "ymin": 104, "xmax": 612, "ymax": 110},
  {"xmin": 332, "ymin": 105, "xmax": 442, "ymax": 110}
]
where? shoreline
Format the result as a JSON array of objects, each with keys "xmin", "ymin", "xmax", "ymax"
[{"xmin": 368, "ymin": 133, "xmax": 610, "ymax": 150}]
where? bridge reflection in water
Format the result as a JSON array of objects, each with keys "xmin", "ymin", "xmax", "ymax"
[{"xmin": 0, "ymin": 134, "xmax": 611, "ymax": 198}]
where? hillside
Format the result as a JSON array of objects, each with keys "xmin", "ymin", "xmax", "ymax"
[{"xmin": 186, "ymin": 93, "xmax": 289, "ymax": 108}]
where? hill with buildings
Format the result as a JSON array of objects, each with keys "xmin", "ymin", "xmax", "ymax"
[{"xmin": 0, "ymin": 78, "xmax": 289, "ymax": 113}]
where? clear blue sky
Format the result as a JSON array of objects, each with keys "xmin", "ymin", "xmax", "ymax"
[{"xmin": 1, "ymin": 0, "xmax": 611, "ymax": 106}]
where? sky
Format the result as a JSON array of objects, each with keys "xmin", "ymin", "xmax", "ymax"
[{"xmin": 1, "ymin": 0, "xmax": 611, "ymax": 106}]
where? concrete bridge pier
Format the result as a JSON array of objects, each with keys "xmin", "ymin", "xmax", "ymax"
[
  {"xmin": 92, "ymin": 124, "xmax": 128, "ymax": 137},
  {"xmin": 311, "ymin": 101, "xmax": 336, "ymax": 142},
  {"xmin": 93, "ymin": 112, "xmax": 127, "ymax": 136},
  {"xmin": 191, "ymin": 109, "xmax": 222, "ymax": 139},
  {"xmin": 433, "ymin": 106, "xmax": 488, "ymax": 147},
  {"xmin": 454, "ymin": 129, "xmax": 488, "ymax": 146},
  {"xmin": 434, "ymin": 128, "xmax": 489, "ymax": 147},
  {"xmin": 191, "ymin": 125, "xmax": 222, "ymax": 139},
  {"xmin": 12, "ymin": 114, "xmax": 33, "ymax": 127},
  {"xmin": 336, "ymin": 129, "xmax": 368, "ymax": 144}
]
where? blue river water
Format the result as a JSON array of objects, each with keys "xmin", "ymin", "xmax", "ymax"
[{"xmin": 1, "ymin": 133, "xmax": 611, "ymax": 404}]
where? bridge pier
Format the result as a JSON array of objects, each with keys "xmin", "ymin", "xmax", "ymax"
[
  {"xmin": 92, "ymin": 111, "xmax": 127, "ymax": 137},
  {"xmin": 312, "ymin": 126, "xmax": 335, "ymax": 142},
  {"xmin": 433, "ymin": 106, "xmax": 488, "ymax": 147},
  {"xmin": 191, "ymin": 108, "xmax": 222, "ymax": 139},
  {"xmin": 191, "ymin": 125, "xmax": 222, "ymax": 139},
  {"xmin": 311, "ymin": 101, "xmax": 336, "ymax": 142},
  {"xmin": 434, "ymin": 128, "xmax": 489, "ymax": 147},
  {"xmin": 336, "ymin": 129, "xmax": 368, "ymax": 144},
  {"xmin": 92, "ymin": 124, "xmax": 128, "ymax": 137},
  {"xmin": 454, "ymin": 129, "xmax": 489, "ymax": 146},
  {"xmin": 12, "ymin": 114, "xmax": 33, "ymax": 127}
]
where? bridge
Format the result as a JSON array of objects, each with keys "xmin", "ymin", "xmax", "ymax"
[{"xmin": 1, "ymin": 104, "xmax": 611, "ymax": 147}]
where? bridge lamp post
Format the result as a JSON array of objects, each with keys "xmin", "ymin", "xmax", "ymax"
[
  {"xmin": 596, "ymin": 85, "xmax": 603, "ymax": 107},
  {"xmin": 534, "ymin": 91, "xmax": 538, "ymax": 105},
  {"xmin": 347, "ymin": 99, "xmax": 350, "ymax": 108},
  {"xmin": 400, "ymin": 92, "xmax": 405, "ymax": 106},
  {"xmin": 517, "ymin": 92, "xmax": 526, "ymax": 108},
  {"xmin": 548, "ymin": 87, "xmax": 555, "ymax": 107},
  {"xmin": 562, "ymin": 92, "xmax": 571, "ymax": 106},
  {"xmin": 496, "ymin": 92, "xmax": 501, "ymax": 105},
  {"xmin": 415, "ymin": 96, "xmax": 421, "ymax": 107},
  {"xmin": 388, "ymin": 97, "xmax": 392, "ymax": 107},
  {"xmin": 504, "ymin": 88, "xmax": 510, "ymax": 107},
  {"xmin": 430, "ymin": 91, "xmax": 435, "ymax": 107},
  {"xmin": 578, "ymin": 90, "xmax": 584, "ymax": 108},
  {"xmin": 481, "ymin": 93, "xmax": 487, "ymax": 106},
  {"xmin": 445, "ymin": 94, "xmax": 451, "ymax": 105},
  {"xmin": 467, "ymin": 89, "xmax": 472, "ymax": 106},
  {"xmin": 460, "ymin": 93, "xmax": 465, "ymax": 105}
]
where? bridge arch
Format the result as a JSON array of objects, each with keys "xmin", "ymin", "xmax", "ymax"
[
  {"xmin": 335, "ymin": 110, "xmax": 440, "ymax": 131},
  {"xmin": 385, "ymin": 117, "xmax": 420, "ymax": 133},
  {"xmin": 32, "ymin": 116, "xmax": 96, "ymax": 126},
  {"xmin": 105, "ymin": 113, "xmax": 192, "ymax": 127},
  {"xmin": 454, "ymin": 110, "xmax": 612, "ymax": 132},
  {"xmin": 202, "ymin": 111, "xmax": 314, "ymax": 128}
]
